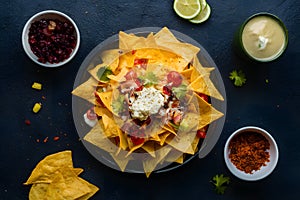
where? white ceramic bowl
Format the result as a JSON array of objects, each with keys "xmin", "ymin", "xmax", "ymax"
[
  {"xmin": 224, "ymin": 126, "xmax": 279, "ymax": 181},
  {"xmin": 22, "ymin": 10, "xmax": 80, "ymax": 67}
]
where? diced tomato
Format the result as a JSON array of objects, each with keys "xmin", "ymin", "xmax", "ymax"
[
  {"xmin": 131, "ymin": 50, "xmax": 136, "ymax": 55},
  {"xmin": 135, "ymin": 85, "xmax": 144, "ymax": 91},
  {"xmin": 130, "ymin": 135, "xmax": 145, "ymax": 146},
  {"xmin": 167, "ymin": 71, "xmax": 182, "ymax": 87},
  {"xmin": 134, "ymin": 79, "xmax": 142, "ymax": 87},
  {"xmin": 94, "ymin": 91, "xmax": 102, "ymax": 104},
  {"xmin": 114, "ymin": 136, "xmax": 120, "ymax": 145},
  {"xmin": 173, "ymin": 112, "xmax": 182, "ymax": 125},
  {"xmin": 196, "ymin": 130, "xmax": 206, "ymax": 139},
  {"xmin": 198, "ymin": 93, "xmax": 209, "ymax": 102},
  {"xmin": 86, "ymin": 107, "xmax": 97, "ymax": 120},
  {"xmin": 162, "ymin": 85, "xmax": 172, "ymax": 96},
  {"xmin": 120, "ymin": 79, "xmax": 139, "ymax": 93},
  {"xmin": 124, "ymin": 69, "xmax": 138, "ymax": 80},
  {"xmin": 134, "ymin": 58, "xmax": 148, "ymax": 69}
]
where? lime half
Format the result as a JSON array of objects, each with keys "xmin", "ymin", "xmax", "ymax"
[
  {"xmin": 173, "ymin": 0, "xmax": 201, "ymax": 20},
  {"xmin": 199, "ymin": 0, "xmax": 207, "ymax": 10},
  {"xmin": 189, "ymin": 3, "xmax": 211, "ymax": 24}
]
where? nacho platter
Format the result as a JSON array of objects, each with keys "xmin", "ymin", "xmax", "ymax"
[{"xmin": 72, "ymin": 27, "xmax": 226, "ymax": 177}]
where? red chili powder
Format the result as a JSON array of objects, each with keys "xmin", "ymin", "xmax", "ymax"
[{"xmin": 229, "ymin": 131, "xmax": 270, "ymax": 174}]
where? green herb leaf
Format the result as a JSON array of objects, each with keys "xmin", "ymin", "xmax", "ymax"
[
  {"xmin": 112, "ymin": 95, "xmax": 125, "ymax": 114},
  {"xmin": 211, "ymin": 174, "xmax": 230, "ymax": 195},
  {"xmin": 172, "ymin": 84, "xmax": 187, "ymax": 99},
  {"xmin": 97, "ymin": 66, "xmax": 113, "ymax": 82},
  {"xmin": 139, "ymin": 72, "xmax": 158, "ymax": 86},
  {"xmin": 168, "ymin": 122, "xmax": 180, "ymax": 131},
  {"xmin": 229, "ymin": 70, "xmax": 246, "ymax": 87}
]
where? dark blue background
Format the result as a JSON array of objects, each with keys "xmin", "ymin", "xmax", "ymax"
[{"xmin": 1, "ymin": 0, "xmax": 299, "ymax": 199}]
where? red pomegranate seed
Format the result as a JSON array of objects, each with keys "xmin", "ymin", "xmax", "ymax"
[{"xmin": 28, "ymin": 18, "xmax": 77, "ymax": 64}]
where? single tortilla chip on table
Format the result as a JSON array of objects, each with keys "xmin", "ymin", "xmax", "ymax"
[{"xmin": 25, "ymin": 151, "xmax": 99, "ymax": 200}]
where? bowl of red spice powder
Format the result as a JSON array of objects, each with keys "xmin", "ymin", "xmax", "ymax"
[
  {"xmin": 22, "ymin": 10, "xmax": 80, "ymax": 67},
  {"xmin": 224, "ymin": 126, "xmax": 279, "ymax": 181}
]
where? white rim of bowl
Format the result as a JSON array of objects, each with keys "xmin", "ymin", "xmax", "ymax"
[
  {"xmin": 21, "ymin": 10, "xmax": 80, "ymax": 67},
  {"xmin": 224, "ymin": 126, "xmax": 279, "ymax": 181}
]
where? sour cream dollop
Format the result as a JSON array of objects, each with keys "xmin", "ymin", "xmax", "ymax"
[{"xmin": 129, "ymin": 87, "xmax": 164, "ymax": 120}]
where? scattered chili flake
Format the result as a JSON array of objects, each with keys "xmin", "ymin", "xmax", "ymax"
[
  {"xmin": 25, "ymin": 119, "xmax": 31, "ymax": 125},
  {"xmin": 43, "ymin": 136, "xmax": 49, "ymax": 143},
  {"xmin": 53, "ymin": 136, "xmax": 60, "ymax": 141},
  {"xmin": 229, "ymin": 132, "xmax": 270, "ymax": 174}
]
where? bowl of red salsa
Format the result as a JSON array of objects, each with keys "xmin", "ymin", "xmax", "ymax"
[{"xmin": 224, "ymin": 126, "xmax": 279, "ymax": 181}]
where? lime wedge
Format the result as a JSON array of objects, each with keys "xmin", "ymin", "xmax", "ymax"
[
  {"xmin": 189, "ymin": 3, "xmax": 211, "ymax": 24},
  {"xmin": 173, "ymin": 0, "xmax": 201, "ymax": 20}
]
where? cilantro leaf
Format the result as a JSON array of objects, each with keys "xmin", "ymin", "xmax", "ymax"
[
  {"xmin": 211, "ymin": 174, "xmax": 230, "ymax": 195},
  {"xmin": 97, "ymin": 66, "xmax": 113, "ymax": 82},
  {"xmin": 229, "ymin": 70, "xmax": 246, "ymax": 87},
  {"xmin": 139, "ymin": 72, "xmax": 158, "ymax": 86},
  {"xmin": 172, "ymin": 84, "xmax": 187, "ymax": 99}
]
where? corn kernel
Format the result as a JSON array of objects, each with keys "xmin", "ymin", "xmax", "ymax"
[
  {"xmin": 32, "ymin": 103, "xmax": 42, "ymax": 113},
  {"xmin": 32, "ymin": 82, "xmax": 42, "ymax": 90}
]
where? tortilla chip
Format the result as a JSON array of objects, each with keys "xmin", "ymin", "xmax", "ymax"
[
  {"xmin": 191, "ymin": 57, "xmax": 214, "ymax": 79},
  {"xmin": 118, "ymin": 52, "xmax": 136, "ymax": 69},
  {"xmin": 162, "ymin": 124, "xmax": 177, "ymax": 136},
  {"xmin": 84, "ymin": 122, "xmax": 117, "ymax": 154},
  {"xmin": 97, "ymin": 91, "xmax": 113, "ymax": 113},
  {"xmin": 94, "ymin": 106, "xmax": 111, "ymax": 117},
  {"xmin": 110, "ymin": 150, "xmax": 132, "ymax": 172},
  {"xmin": 29, "ymin": 183, "xmax": 49, "ymax": 200},
  {"xmin": 73, "ymin": 168, "xmax": 84, "ymax": 176},
  {"xmin": 189, "ymin": 75, "xmax": 224, "ymax": 101},
  {"xmin": 45, "ymin": 169, "xmax": 91, "ymax": 200},
  {"xmin": 101, "ymin": 114, "xmax": 120, "ymax": 137},
  {"xmin": 143, "ymin": 146, "xmax": 172, "ymax": 178},
  {"xmin": 154, "ymin": 27, "xmax": 180, "ymax": 43},
  {"xmin": 180, "ymin": 67, "xmax": 194, "ymax": 80},
  {"xmin": 142, "ymin": 142, "xmax": 156, "ymax": 158},
  {"xmin": 164, "ymin": 149, "xmax": 184, "ymax": 164},
  {"xmin": 195, "ymin": 93, "xmax": 224, "ymax": 129},
  {"xmin": 107, "ymin": 66, "xmax": 129, "ymax": 82},
  {"xmin": 26, "ymin": 151, "xmax": 99, "ymax": 200},
  {"xmin": 100, "ymin": 50, "xmax": 120, "ymax": 72},
  {"xmin": 119, "ymin": 31, "xmax": 149, "ymax": 50},
  {"xmin": 191, "ymin": 136, "xmax": 200, "ymax": 154},
  {"xmin": 159, "ymin": 131, "xmax": 171, "ymax": 146},
  {"xmin": 165, "ymin": 131, "xmax": 197, "ymax": 155},
  {"xmin": 24, "ymin": 151, "xmax": 73, "ymax": 185},
  {"xmin": 190, "ymin": 57, "xmax": 224, "ymax": 101},
  {"xmin": 72, "ymin": 77, "xmax": 97, "ymax": 104},
  {"xmin": 75, "ymin": 178, "xmax": 100, "ymax": 200},
  {"xmin": 126, "ymin": 141, "xmax": 145, "ymax": 156},
  {"xmin": 179, "ymin": 112, "xmax": 200, "ymax": 132},
  {"xmin": 117, "ymin": 128, "xmax": 129, "ymax": 151}
]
